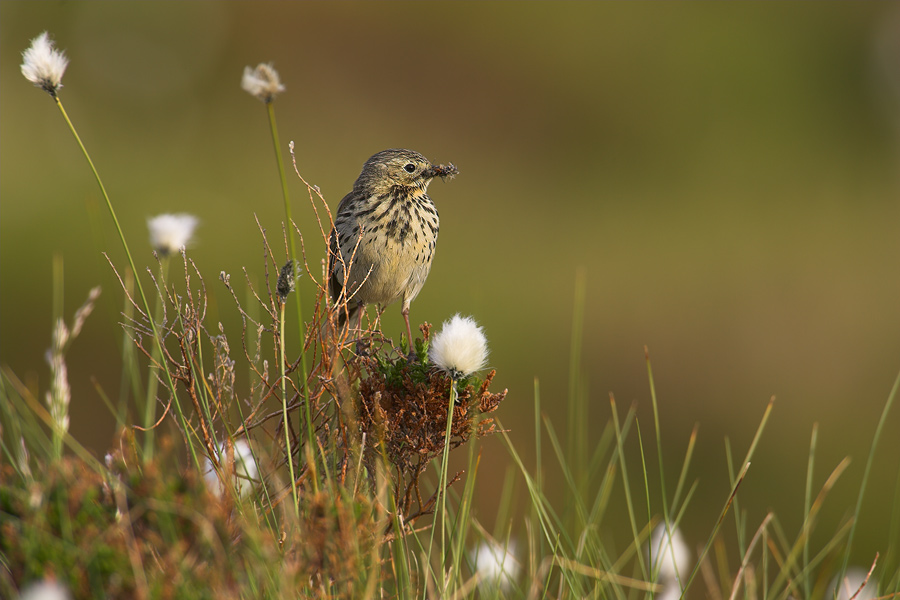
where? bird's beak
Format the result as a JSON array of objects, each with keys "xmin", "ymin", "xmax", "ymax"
[{"xmin": 426, "ymin": 163, "xmax": 459, "ymax": 180}]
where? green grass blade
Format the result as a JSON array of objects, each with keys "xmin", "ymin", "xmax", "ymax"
[{"xmin": 837, "ymin": 365, "xmax": 900, "ymax": 587}]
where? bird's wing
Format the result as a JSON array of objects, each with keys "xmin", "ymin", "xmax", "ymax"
[{"xmin": 327, "ymin": 225, "xmax": 342, "ymax": 304}]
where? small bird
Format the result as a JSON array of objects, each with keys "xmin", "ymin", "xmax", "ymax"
[{"xmin": 329, "ymin": 149, "xmax": 458, "ymax": 347}]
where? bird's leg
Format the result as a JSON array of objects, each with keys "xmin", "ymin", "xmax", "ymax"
[
  {"xmin": 356, "ymin": 303, "xmax": 365, "ymax": 333},
  {"xmin": 355, "ymin": 304, "xmax": 370, "ymax": 356},
  {"xmin": 401, "ymin": 304, "xmax": 417, "ymax": 362}
]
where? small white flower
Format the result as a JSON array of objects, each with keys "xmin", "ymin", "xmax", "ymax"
[
  {"xmin": 21, "ymin": 32, "xmax": 69, "ymax": 96},
  {"xmin": 429, "ymin": 314, "xmax": 489, "ymax": 380},
  {"xmin": 648, "ymin": 523, "xmax": 690, "ymax": 584},
  {"xmin": 828, "ymin": 567, "xmax": 878, "ymax": 600},
  {"xmin": 470, "ymin": 540, "xmax": 520, "ymax": 591},
  {"xmin": 202, "ymin": 439, "xmax": 259, "ymax": 498},
  {"xmin": 147, "ymin": 213, "xmax": 198, "ymax": 256},
  {"xmin": 19, "ymin": 580, "xmax": 72, "ymax": 600},
  {"xmin": 241, "ymin": 63, "xmax": 285, "ymax": 103}
]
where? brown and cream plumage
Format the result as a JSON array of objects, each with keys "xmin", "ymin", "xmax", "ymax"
[{"xmin": 329, "ymin": 149, "xmax": 457, "ymax": 345}]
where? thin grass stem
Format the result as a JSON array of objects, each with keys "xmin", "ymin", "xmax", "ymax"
[
  {"xmin": 802, "ymin": 423, "xmax": 818, "ymax": 600},
  {"xmin": 671, "ymin": 423, "xmax": 699, "ymax": 512},
  {"xmin": 837, "ymin": 366, "xmax": 900, "ymax": 587},
  {"xmin": 609, "ymin": 395, "xmax": 648, "ymax": 578},
  {"xmin": 683, "ymin": 461, "xmax": 751, "ymax": 597},
  {"xmin": 645, "ymin": 346, "xmax": 686, "ymax": 594},
  {"xmin": 534, "ymin": 377, "xmax": 542, "ymax": 501}
]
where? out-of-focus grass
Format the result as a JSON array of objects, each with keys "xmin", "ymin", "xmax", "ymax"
[{"xmin": 1, "ymin": 237, "xmax": 897, "ymax": 597}]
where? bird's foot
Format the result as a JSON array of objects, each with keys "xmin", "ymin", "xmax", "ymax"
[{"xmin": 355, "ymin": 338, "xmax": 371, "ymax": 357}]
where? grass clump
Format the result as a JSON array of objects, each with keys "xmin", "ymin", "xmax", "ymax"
[
  {"xmin": 0, "ymin": 439, "xmax": 282, "ymax": 599},
  {"xmin": 358, "ymin": 333, "xmax": 507, "ymax": 525}
]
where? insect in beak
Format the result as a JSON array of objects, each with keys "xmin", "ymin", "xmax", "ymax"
[{"xmin": 427, "ymin": 163, "xmax": 459, "ymax": 180}]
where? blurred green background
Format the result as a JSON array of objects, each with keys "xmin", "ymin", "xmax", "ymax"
[{"xmin": 2, "ymin": 1, "xmax": 899, "ymax": 571}]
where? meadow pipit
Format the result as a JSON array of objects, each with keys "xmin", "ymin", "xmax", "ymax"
[{"xmin": 329, "ymin": 148, "xmax": 458, "ymax": 346}]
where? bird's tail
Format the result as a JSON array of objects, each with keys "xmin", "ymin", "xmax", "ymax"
[
  {"xmin": 321, "ymin": 300, "xmax": 360, "ymax": 345},
  {"xmin": 334, "ymin": 302, "xmax": 359, "ymax": 331}
]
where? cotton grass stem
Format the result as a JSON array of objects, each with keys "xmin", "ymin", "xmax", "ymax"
[
  {"xmin": 51, "ymin": 96, "xmax": 194, "ymax": 467},
  {"xmin": 267, "ymin": 102, "xmax": 294, "ymax": 250},
  {"xmin": 433, "ymin": 380, "xmax": 458, "ymax": 595},
  {"xmin": 279, "ymin": 300, "xmax": 299, "ymax": 516},
  {"xmin": 53, "ymin": 98, "xmax": 128, "ymax": 269},
  {"xmin": 142, "ymin": 256, "xmax": 169, "ymax": 461},
  {"xmin": 427, "ymin": 314, "xmax": 490, "ymax": 590},
  {"xmin": 265, "ymin": 101, "xmax": 314, "ymax": 491}
]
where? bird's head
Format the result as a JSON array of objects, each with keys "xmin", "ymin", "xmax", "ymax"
[{"xmin": 356, "ymin": 149, "xmax": 458, "ymax": 193}]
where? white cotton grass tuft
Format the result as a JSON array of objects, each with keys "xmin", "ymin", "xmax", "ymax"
[
  {"xmin": 469, "ymin": 540, "xmax": 520, "ymax": 591},
  {"xmin": 429, "ymin": 314, "xmax": 489, "ymax": 380},
  {"xmin": 21, "ymin": 32, "xmax": 69, "ymax": 96},
  {"xmin": 147, "ymin": 213, "xmax": 198, "ymax": 256},
  {"xmin": 202, "ymin": 439, "xmax": 259, "ymax": 499},
  {"xmin": 241, "ymin": 63, "xmax": 285, "ymax": 103},
  {"xmin": 648, "ymin": 523, "xmax": 691, "ymax": 584},
  {"xmin": 19, "ymin": 579, "xmax": 72, "ymax": 600},
  {"xmin": 827, "ymin": 567, "xmax": 878, "ymax": 600}
]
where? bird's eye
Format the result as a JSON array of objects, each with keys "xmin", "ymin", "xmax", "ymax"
[{"xmin": 404, "ymin": 163, "xmax": 416, "ymax": 173}]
